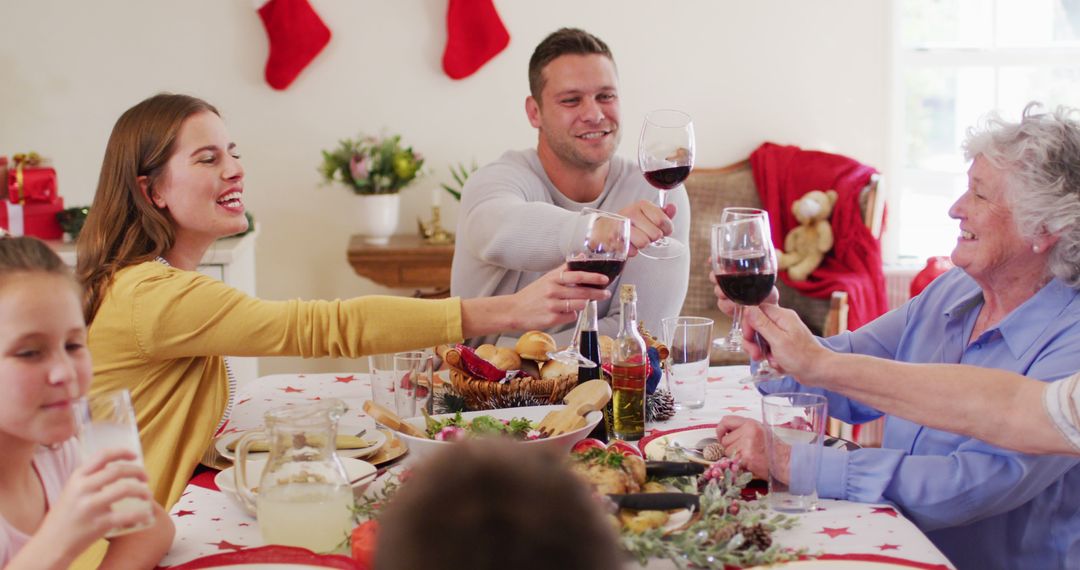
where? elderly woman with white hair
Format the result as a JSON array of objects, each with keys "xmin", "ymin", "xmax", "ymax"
[{"xmin": 713, "ymin": 103, "xmax": 1080, "ymax": 570}]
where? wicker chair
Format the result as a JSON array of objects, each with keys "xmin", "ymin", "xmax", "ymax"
[{"xmin": 681, "ymin": 159, "xmax": 883, "ymax": 365}]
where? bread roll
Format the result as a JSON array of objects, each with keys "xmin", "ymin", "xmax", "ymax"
[
  {"xmin": 541, "ymin": 358, "xmax": 578, "ymax": 380},
  {"xmin": 490, "ymin": 347, "xmax": 522, "ymax": 371},
  {"xmin": 515, "ymin": 330, "xmax": 557, "ymax": 361},
  {"xmin": 475, "ymin": 344, "xmax": 498, "ymax": 362}
]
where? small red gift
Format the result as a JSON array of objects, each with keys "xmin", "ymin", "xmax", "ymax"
[
  {"xmin": 0, "ymin": 195, "xmax": 65, "ymax": 240},
  {"xmin": 6, "ymin": 153, "xmax": 58, "ymax": 204}
]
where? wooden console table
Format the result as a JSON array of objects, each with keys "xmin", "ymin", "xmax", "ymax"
[{"xmin": 346, "ymin": 234, "xmax": 454, "ymax": 297}]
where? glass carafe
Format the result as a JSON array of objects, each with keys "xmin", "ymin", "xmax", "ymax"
[{"xmin": 234, "ymin": 399, "xmax": 354, "ymax": 553}]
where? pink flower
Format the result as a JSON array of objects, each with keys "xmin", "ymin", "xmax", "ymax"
[{"xmin": 350, "ymin": 154, "xmax": 369, "ymax": 180}]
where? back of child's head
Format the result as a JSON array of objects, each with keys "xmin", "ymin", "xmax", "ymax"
[
  {"xmin": 0, "ymin": 235, "xmax": 72, "ymax": 287},
  {"xmin": 374, "ymin": 439, "xmax": 622, "ymax": 570}
]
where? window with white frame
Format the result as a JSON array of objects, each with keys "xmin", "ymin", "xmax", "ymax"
[{"xmin": 893, "ymin": 0, "xmax": 1080, "ymax": 262}]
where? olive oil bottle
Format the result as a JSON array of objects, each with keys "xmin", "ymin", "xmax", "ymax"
[{"xmin": 611, "ymin": 284, "xmax": 647, "ymax": 440}]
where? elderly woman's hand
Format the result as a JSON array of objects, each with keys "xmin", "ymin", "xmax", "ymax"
[
  {"xmin": 740, "ymin": 304, "xmax": 832, "ymax": 384},
  {"xmin": 509, "ymin": 264, "xmax": 611, "ymax": 330},
  {"xmin": 712, "ymin": 273, "xmax": 779, "ymax": 317},
  {"xmin": 715, "ymin": 416, "xmax": 776, "ymax": 481}
]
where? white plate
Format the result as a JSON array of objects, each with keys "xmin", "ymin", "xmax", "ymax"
[
  {"xmin": 744, "ymin": 560, "xmax": 928, "ymax": 569},
  {"xmin": 191, "ymin": 564, "xmax": 343, "ymax": 569},
  {"xmin": 215, "ymin": 457, "xmax": 377, "ymax": 515},
  {"xmin": 643, "ymin": 427, "xmax": 859, "ymax": 464},
  {"xmin": 215, "ymin": 427, "xmax": 385, "ymax": 462}
]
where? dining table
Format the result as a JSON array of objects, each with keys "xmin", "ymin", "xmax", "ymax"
[{"xmin": 158, "ymin": 366, "xmax": 955, "ymax": 569}]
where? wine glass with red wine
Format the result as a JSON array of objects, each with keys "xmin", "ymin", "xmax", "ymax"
[
  {"xmin": 713, "ymin": 207, "xmax": 771, "ymax": 352},
  {"xmin": 637, "ymin": 109, "xmax": 694, "ymax": 260},
  {"xmin": 547, "ymin": 208, "xmax": 631, "ymax": 368},
  {"xmin": 711, "ymin": 214, "xmax": 782, "ymax": 382}
]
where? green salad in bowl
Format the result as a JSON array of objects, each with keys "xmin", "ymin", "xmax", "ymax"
[{"xmin": 425, "ymin": 412, "xmax": 544, "ymax": 441}]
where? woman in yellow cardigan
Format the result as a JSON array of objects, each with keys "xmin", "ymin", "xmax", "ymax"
[{"xmin": 76, "ymin": 93, "xmax": 612, "ymax": 509}]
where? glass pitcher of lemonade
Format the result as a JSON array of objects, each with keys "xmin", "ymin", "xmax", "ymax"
[{"xmin": 234, "ymin": 399, "xmax": 354, "ymax": 553}]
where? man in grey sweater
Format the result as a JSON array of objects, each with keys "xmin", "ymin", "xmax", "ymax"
[{"xmin": 451, "ymin": 28, "xmax": 690, "ymax": 348}]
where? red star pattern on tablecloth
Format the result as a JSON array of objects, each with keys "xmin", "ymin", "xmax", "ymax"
[
  {"xmin": 742, "ymin": 385, "xmax": 752, "ymax": 390},
  {"xmin": 308, "ymin": 396, "xmax": 322, "ymax": 401},
  {"xmin": 210, "ymin": 540, "xmax": 246, "ymax": 551},
  {"xmin": 220, "ymin": 426, "xmax": 241, "ymax": 436},
  {"xmin": 817, "ymin": 527, "xmax": 854, "ymax": 539},
  {"xmin": 236, "ymin": 397, "xmax": 251, "ymax": 406},
  {"xmin": 871, "ymin": 507, "xmax": 899, "ymax": 517},
  {"xmin": 725, "ymin": 406, "xmax": 751, "ymax": 413},
  {"xmin": 210, "ymin": 517, "xmax": 221, "ymax": 522},
  {"xmin": 281, "ymin": 386, "xmax": 303, "ymax": 393},
  {"xmin": 335, "ymin": 375, "xmax": 357, "ymax": 383},
  {"xmin": 707, "ymin": 375, "xmax": 726, "ymax": 382},
  {"xmin": 174, "ymin": 510, "xmax": 195, "ymax": 517},
  {"xmin": 878, "ymin": 543, "xmax": 901, "ymax": 551}
]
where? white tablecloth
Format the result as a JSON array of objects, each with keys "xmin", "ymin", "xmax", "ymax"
[{"xmin": 160, "ymin": 367, "xmax": 954, "ymax": 569}]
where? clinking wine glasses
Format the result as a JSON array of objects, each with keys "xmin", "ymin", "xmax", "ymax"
[
  {"xmin": 637, "ymin": 109, "xmax": 694, "ymax": 260},
  {"xmin": 548, "ymin": 208, "xmax": 631, "ymax": 368},
  {"xmin": 711, "ymin": 212, "xmax": 783, "ymax": 383}
]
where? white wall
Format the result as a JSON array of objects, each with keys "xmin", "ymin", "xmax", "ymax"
[{"xmin": 0, "ymin": 0, "xmax": 891, "ymax": 376}]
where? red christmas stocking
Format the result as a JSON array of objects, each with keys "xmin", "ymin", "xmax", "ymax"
[
  {"xmin": 442, "ymin": 0, "xmax": 510, "ymax": 80},
  {"xmin": 256, "ymin": 0, "xmax": 332, "ymax": 90}
]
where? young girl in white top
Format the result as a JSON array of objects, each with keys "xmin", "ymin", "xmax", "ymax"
[{"xmin": 0, "ymin": 235, "xmax": 173, "ymax": 569}]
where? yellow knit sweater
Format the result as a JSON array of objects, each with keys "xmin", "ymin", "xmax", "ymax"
[{"xmin": 88, "ymin": 262, "xmax": 462, "ymax": 508}]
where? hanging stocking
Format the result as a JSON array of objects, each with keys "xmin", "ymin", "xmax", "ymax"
[
  {"xmin": 255, "ymin": 0, "xmax": 332, "ymax": 90},
  {"xmin": 442, "ymin": 0, "xmax": 510, "ymax": 80}
]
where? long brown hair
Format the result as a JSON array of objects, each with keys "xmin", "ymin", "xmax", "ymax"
[{"xmin": 76, "ymin": 93, "xmax": 218, "ymax": 323}]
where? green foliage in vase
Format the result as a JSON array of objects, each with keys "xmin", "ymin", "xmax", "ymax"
[
  {"xmin": 320, "ymin": 134, "xmax": 424, "ymax": 195},
  {"xmin": 439, "ymin": 161, "xmax": 478, "ymax": 201}
]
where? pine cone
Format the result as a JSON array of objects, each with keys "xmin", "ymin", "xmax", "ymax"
[
  {"xmin": 703, "ymin": 442, "xmax": 725, "ymax": 462},
  {"xmin": 646, "ymin": 390, "xmax": 676, "ymax": 422},
  {"xmin": 738, "ymin": 523, "xmax": 772, "ymax": 551}
]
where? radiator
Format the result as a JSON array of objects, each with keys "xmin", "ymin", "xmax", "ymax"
[{"xmin": 884, "ymin": 265, "xmax": 920, "ymax": 310}]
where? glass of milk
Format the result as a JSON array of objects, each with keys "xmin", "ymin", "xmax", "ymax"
[{"xmin": 73, "ymin": 389, "xmax": 154, "ymax": 537}]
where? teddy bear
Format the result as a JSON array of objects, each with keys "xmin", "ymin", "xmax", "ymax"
[{"xmin": 777, "ymin": 189, "xmax": 838, "ymax": 281}]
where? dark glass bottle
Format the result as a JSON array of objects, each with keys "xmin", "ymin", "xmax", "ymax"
[{"xmin": 578, "ymin": 301, "xmax": 608, "ymax": 441}]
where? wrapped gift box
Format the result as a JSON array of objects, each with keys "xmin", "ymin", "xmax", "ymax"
[
  {"xmin": 0, "ymin": 196, "xmax": 64, "ymax": 239},
  {"xmin": 6, "ymin": 165, "xmax": 58, "ymax": 204}
]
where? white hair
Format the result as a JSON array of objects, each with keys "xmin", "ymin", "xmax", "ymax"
[{"xmin": 964, "ymin": 102, "xmax": 1080, "ymax": 287}]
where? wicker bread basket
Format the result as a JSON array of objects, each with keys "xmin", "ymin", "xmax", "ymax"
[{"xmin": 440, "ymin": 345, "xmax": 577, "ymax": 410}]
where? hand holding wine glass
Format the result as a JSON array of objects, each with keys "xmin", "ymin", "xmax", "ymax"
[
  {"xmin": 637, "ymin": 109, "xmax": 694, "ymax": 260},
  {"xmin": 548, "ymin": 208, "xmax": 631, "ymax": 367},
  {"xmin": 713, "ymin": 208, "xmax": 776, "ymax": 352},
  {"xmin": 711, "ymin": 214, "xmax": 782, "ymax": 383}
]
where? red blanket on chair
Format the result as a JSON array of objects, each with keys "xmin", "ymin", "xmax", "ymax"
[{"xmin": 750, "ymin": 142, "xmax": 888, "ymax": 330}]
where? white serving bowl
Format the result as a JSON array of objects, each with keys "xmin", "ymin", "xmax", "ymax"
[{"xmin": 396, "ymin": 405, "xmax": 603, "ymax": 463}]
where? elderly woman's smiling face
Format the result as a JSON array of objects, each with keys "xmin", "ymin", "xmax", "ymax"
[{"xmin": 948, "ymin": 156, "xmax": 1034, "ymax": 283}]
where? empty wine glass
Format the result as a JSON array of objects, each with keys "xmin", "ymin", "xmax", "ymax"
[
  {"xmin": 548, "ymin": 208, "xmax": 631, "ymax": 367},
  {"xmin": 637, "ymin": 109, "xmax": 694, "ymax": 260},
  {"xmin": 711, "ymin": 214, "xmax": 782, "ymax": 383},
  {"xmin": 713, "ymin": 207, "xmax": 770, "ymax": 352}
]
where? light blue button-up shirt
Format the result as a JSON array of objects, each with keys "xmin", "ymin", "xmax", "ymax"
[{"xmin": 760, "ymin": 268, "xmax": 1080, "ymax": 569}]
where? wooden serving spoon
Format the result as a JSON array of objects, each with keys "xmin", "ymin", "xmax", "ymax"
[
  {"xmin": 362, "ymin": 400, "xmax": 429, "ymax": 439},
  {"xmin": 537, "ymin": 379, "xmax": 612, "ymax": 437}
]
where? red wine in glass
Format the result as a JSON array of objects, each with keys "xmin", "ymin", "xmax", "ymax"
[
  {"xmin": 644, "ymin": 165, "xmax": 691, "ymax": 190},
  {"xmin": 566, "ymin": 259, "xmax": 626, "ymax": 289}
]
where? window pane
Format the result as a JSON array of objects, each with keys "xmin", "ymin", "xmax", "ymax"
[
  {"xmin": 997, "ymin": 0, "xmax": 1080, "ymax": 46},
  {"xmin": 903, "ymin": 67, "xmax": 994, "ymax": 171},
  {"xmin": 901, "ymin": 0, "xmax": 993, "ymax": 48},
  {"xmin": 998, "ymin": 65, "xmax": 1080, "ymax": 113},
  {"xmin": 896, "ymin": 171, "xmax": 968, "ymax": 260}
]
